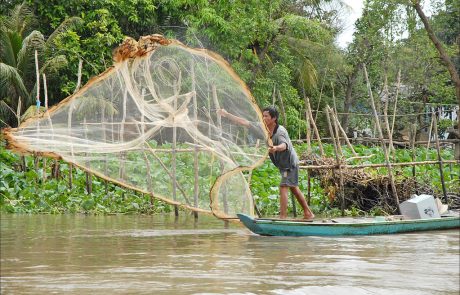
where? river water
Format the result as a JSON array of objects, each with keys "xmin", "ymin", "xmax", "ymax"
[{"xmin": 1, "ymin": 214, "xmax": 459, "ymax": 295}]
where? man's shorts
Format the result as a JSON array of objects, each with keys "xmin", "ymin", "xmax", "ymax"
[{"xmin": 279, "ymin": 166, "xmax": 299, "ymax": 187}]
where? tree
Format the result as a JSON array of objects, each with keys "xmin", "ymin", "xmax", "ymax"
[{"xmin": 0, "ymin": 2, "xmax": 81, "ymax": 127}]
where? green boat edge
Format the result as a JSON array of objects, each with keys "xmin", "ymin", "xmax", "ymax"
[{"xmin": 237, "ymin": 213, "xmax": 460, "ymax": 236}]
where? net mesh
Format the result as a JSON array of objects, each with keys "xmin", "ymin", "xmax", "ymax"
[{"xmin": 4, "ymin": 35, "xmax": 269, "ymax": 219}]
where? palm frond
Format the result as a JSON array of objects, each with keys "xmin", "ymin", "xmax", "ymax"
[
  {"xmin": 46, "ymin": 17, "xmax": 83, "ymax": 49},
  {"xmin": 0, "ymin": 29, "xmax": 17, "ymax": 66},
  {"xmin": 3, "ymin": 3, "xmax": 36, "ymax": 37},
  {"xmin": 0, "ymin": 99, "xmax": 15, "ymax": 127},
  {"xmin": 40, "ymin": 55, "xmax": 68, "ymax": 74},
  {"xmin": 16, "ymin": 30, "xmax": 45, "ymax": 73},
  {"xmin": 0, "ymin": 62, "xmax": 29, "ymax": 100},
  {"xmin": 297, "ymin": 57, "xmax": 318, "ymax": 92}
]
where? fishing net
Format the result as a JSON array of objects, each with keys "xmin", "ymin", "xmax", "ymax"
[{"xmin": 4, "ymin": 35, "xmax": 269, "ymax": 219}]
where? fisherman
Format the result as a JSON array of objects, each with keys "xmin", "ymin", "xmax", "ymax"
[{"xmin": 218, "ymin": 106, "xmax": 315, "ymax": 220}]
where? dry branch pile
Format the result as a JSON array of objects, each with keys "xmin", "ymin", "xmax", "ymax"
[{"xmin": 300, "ymin": 154, "xmax": 444, "ymax": 214}]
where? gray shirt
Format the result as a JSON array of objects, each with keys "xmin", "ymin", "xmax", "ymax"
[{"xmin": 269, "ymin": 125, "xmax": 299, "ymax": 170}]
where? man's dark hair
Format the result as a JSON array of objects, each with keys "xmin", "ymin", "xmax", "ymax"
[{"xmin": 262, "ymin": 106, "xmax": 279, "ymax": 123}]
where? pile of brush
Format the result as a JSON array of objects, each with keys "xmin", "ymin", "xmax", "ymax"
[{"xmin": 300, "ymin": 154, "xmax": 438, "ymax": 214}]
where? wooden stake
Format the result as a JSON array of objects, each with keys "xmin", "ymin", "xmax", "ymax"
[
  {"xmin": 247, "ymin": 139, "xmax": 262, "ymax": 217},
  {"xmin": 410, "ymin": 123, "xmax": 417, "ymax": 194},
  {"xmin": 305, "ymin": 95, "xmax": 325, "ymax": 156},
  {"xmin": 212, "ymin": 84, "xmax": 229, "ymax": 215},
  {"xmin": 390, "ymin": 69, "xmax": 401, "ymax": 155},
  {"xmin": 68, "ymin": 59, "xmax": 83, "ymax": 189},
  {"xmin": 326, "ymin": 106, "xmax": 345, "ymax": 216},
  {"xmin": 433, "ymin": 112, "xmax": 448, "ymax": 203},
  {"xmin": 331, "ymin": 109, "xmax": 357, "ymax": 156},
  {"xmin": 191, "ymin": 61, "xmax": 199, "ymax": 219},
  {"xmin": 363, "ymin": 64, "xmax": 400, "ymax": 212},
  {"xmin": 172, "ymin": 81, "xmax": 179, "ymax": 217},
  {"xmin": 382, "ymin": 73, "xmax": 395, "ymax": 154},
  {"xmin": 329, "ymin": 107, "xmax": 343, "ymax": 156}
]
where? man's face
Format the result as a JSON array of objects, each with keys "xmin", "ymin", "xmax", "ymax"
[{"xmin": 262, "ymin": 111, "xmax": 276, "ymax": 127}]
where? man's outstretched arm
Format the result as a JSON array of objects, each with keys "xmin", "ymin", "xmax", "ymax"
[{"xmin": 217, "ymin": 109, "xmax": 250, "ymax": 127}]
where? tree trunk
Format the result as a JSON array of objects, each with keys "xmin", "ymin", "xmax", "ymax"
[
  {"xmin": 342, "ymin": 68, "xmax": 358, "ymax": 134},
  {"xmin": 413, "ymin": 1, "xmax": 460, "ymax": 157}
]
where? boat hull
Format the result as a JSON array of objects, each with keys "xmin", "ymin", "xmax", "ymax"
[{"xmin": 237, "ymin": 214, "xmax": 460, "ymax": 236}]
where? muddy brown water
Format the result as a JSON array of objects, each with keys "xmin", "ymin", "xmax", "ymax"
[{"xmin": 1, "ymin": 214, "xmax": 459, "ymax": 294}]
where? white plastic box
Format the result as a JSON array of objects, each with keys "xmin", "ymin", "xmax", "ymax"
[{"xmin": 399, "ymin": 194, "xmax": 440, "ymax": 219}]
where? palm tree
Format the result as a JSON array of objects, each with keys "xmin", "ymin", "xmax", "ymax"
[{"xmin": 0, "ymin": 2, "xmax": 81, "ymax": 127}]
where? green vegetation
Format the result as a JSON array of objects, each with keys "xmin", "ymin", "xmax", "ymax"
[{"xmin": 2, "ymin": 140, "xmax": 457, "ymax": 216}]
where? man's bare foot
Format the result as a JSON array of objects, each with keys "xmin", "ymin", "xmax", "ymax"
[{"xmin": 303, "ymin": 214, "xmax": 315, "ymax": 220}]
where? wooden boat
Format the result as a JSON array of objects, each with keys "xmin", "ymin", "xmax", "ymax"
[{"xmin": 237, "ymin": 213, "xmax": 460, "ymax": 236}]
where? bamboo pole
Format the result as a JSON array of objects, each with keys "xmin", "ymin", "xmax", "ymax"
[
  {"xmin": 212, "ymin": 84, "xmax": 228, "ymax": 215},
  {"xmin": 42, "ymin": 73, "xmax": 50, "ymax": 182},
  {"xmin": 138, "ymin": 89, "xmax": 154, "ymax": 205},
  {"xmin": 300, "ymin": 83, "xmax": 312, "ymax": 153},
  {"xmin": 305, "ymin": 95, "xmax": 325, "ymax": 156},
  {"xmin": 390, "ymin": 69, "xmax": 401, "ymax": 140},
  {"xmin": 331, "ymin": 108, "xmax": 357, "ymax": 156},
  {"xmin": 410, "ymin": 123, "xmax": 418, "ymax": 194},
  {"xmin": 363, "ymin": 64, "xmax": 400, "ymax": 212},
  {"xmin": 118, "ymin": 88, "xmax": 128, "ymax": 181},
  {"xmin": 83, "ymin": 117, "xmax": 92, "ymax": 194},
  {"xmin": 145, "ymin": 146, "xmax": 192, "ymax": 206},
  {"xmin": 191, "ymin": 60, "xmax": 199, "ymax": 219},
  {"xmin": 34, "ymin": 51, "xmax": 40, "ymax": 181},
  {"xmin": 247, "ymin": 139, "xmax": 262, "ymax": 217},
  {"xmin": 325, "ymin": 106, "xmax": 345, "ymax": 216},
  {"xmin": 278, "ymin": 89, "xmax": 288, "ymax": 129},
  {"xmin": 426, "ymin": 112, "xmax": 435, "ymax": 159},
  {"xmin": 299, "ymin": 160, "xmax": 459, "ymax": 170},
  {"xmin": 382, "ymin": 73, "xmax": 395, "ymax": 154},
  {"xmin": 68, "ymin": 59, "xmax": 83, "ymax": 189},
  {"xmin": 329, "ymin": 106, "xmax": 343, "ymax": 156},
  {"xmin": 172, "ymin": 81, "xmax": 179, "ymax": 217},
  {"xmin": 433, "ymin": 112, "xmax": 448, "ymax": 203}
]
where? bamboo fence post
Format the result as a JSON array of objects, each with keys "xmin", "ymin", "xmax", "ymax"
[
  {"xmin": 42, "ymin": 73, "xmax": 49, "ymax": 182},
  {"xmin": 212, "ymin": 84, "xmax": 228, "ymax": 215},
  {"xmin": 307, "ymin": 169, "xmax": 311, "ymax": 205},
  {"xmin": 278, "ymin": 90, "xmax": 288, "ymax": 129},
  {"xmin": 301, "ymin": 84, "xmax": 312, "ymax": 153},
  {"xmin": 247, "ymin": 139, "xmax": 262, "ymax": 217},
  {"xmin": 329, "ymin": 106, "xmax": 343, "ymax": 156},
  {"xmin": 191, "ymin": 61, "xmax": 199, "ymax": 219},
  {"xmin": 382, "ymin": 73, "xmax": 395, "ymax": 154},
  {"xmin": 34, "ymin": 51, "xmax": 40, "ymax": 180},
  {"xmin": 426, "ymin": 111, "xmax": 435, "ymax": 155},
  {"xmin": 299, "ymin": 160, "xmax": 459, "ymax": 170},
  {"xmin": 433, "ymin": 112, "xmax": 449, "ymax": 203},
  {"xmin": 305, "ymin": 95, "xmax": 325, "ymax": 156},
  {"xmin": 172, "ymin": 81, "xmax": 179, "ymax": 217},
  {"xmin": 390, "ymin": 69, "xmax": 401, "ymax": 140},
  {"xmin": 410, "ymin": 123, "xmax": 418, "ymax": 194},
  {"xmin": 68, "ymin": 59, "xmax": 83, "ymax": 189},
  {"xmin": 83, "ymin": 117, "xmax": 92, "ymax": 194},
  {"xmin": 326, "ymin": 106, "xmax": 345, "ymax": 216},
  {"xmin": 363, "ymin": 64, "xmax": 400, "ymax": 212},
  {"xmin": 331, "ymin": 109, "xmax": 357, "ymax": 156},
  {"xmin": 101, "ymin": 85, "xmax": 108, "ymax": 195},
  {"xmin": 138, "ymin": 89, "xmax": 154, "ymax": 205}
]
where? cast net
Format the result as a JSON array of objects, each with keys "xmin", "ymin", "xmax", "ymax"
[{"xmin": 4, "ymin": 35, "xmax": 269, "ymax": 219}]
